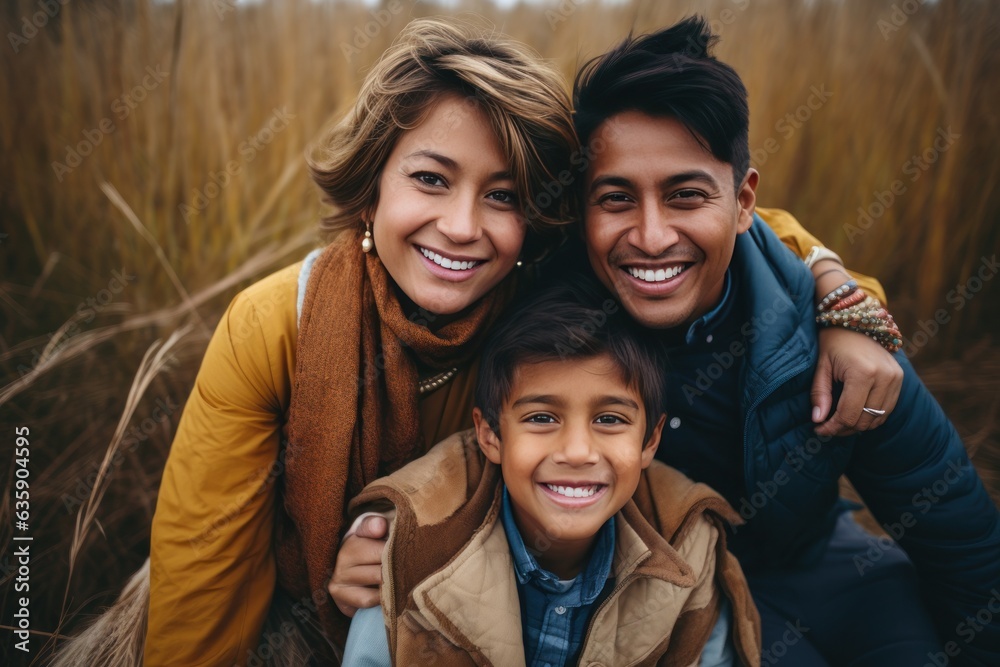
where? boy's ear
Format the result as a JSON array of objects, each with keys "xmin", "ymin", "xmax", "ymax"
[
  {"xmin": 473, "ymin": 407, "xmax": 502, "ymax": 464},
  {"xmin": 640, "ymin": 413, "xmax": 667, "ymax": 469}
]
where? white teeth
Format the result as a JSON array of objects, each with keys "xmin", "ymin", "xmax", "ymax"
[
  {"xmin": 627, "ymin": 265, "xmax": 685, "ymax": 282},
  {"xmin": 420, "ymin": 247, "xmax": 479, "ymax": 271},
  {"xmin": 545, "ymin": 484, "xmax": 600, "ymax": 498}
]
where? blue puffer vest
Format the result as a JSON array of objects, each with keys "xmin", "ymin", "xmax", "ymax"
[{"xmin": 734, "ymin": 216, "xmax": 1000, "ymax": 663}]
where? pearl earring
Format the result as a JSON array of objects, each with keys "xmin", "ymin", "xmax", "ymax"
[{"xmin": 361, "ymin": 221, "xmax": 374, "ymax": 253}]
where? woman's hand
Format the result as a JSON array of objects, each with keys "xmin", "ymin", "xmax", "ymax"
[
  {"xmin": 811, "ymin": 327, "xmax": 904, "ymax": 437},
  {"xmin": 328, "ymin": 515, "xmax": 388, "ymax": 617}
]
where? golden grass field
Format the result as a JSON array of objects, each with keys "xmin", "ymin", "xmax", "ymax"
[{"xmin": 1, "ymin": 0, "xmax": 998, "ymax": 662}]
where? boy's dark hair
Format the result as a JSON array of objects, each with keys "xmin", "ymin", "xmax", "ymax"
[
  {"xmin": 475, "ymin": 276, "xmax": 666, "ymax": 443},
  {"xmin": 573, "ymin": 15, "xmax": 750, "ymax": 193}
]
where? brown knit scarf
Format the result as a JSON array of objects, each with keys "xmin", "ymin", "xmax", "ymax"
[{"xmin": 275, "ymin": 229, "xmax": 516, "ymax": 655}]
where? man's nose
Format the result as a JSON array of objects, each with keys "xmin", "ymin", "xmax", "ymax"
[{"xmin": 628, "ymin": 204, "xmax": 680, "ymax": 257}]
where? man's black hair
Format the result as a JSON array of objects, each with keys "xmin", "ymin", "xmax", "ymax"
[
  {"xmin": 573, "ymin": 15, "xmax": 750, "ymax": 192},
  {"xmin": 475, "ymin": 276, "xmax": 666, "ymax": 444}
]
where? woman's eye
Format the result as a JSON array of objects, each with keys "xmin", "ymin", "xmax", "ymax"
[
  {"xmin": 413, "ymin": 172, "xmax": 446, "ymax": 187},
  {"xmin": 487, "ymin": 190, "xmax": 518, "ymax": 205}
]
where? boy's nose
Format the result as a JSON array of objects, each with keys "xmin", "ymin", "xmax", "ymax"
[{"xmin": 552, "ymin": 427, "xmax": 600, "ymax": 466}]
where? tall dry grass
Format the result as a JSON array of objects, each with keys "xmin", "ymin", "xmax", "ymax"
[{"xmin": 0, "ymin": 0, "xmax": 998, "ymax": 662}]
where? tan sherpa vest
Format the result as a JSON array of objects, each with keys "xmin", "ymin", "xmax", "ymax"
[{"xmin": 349, "ymin": 430, "xmax": 762, "ymax": 667}]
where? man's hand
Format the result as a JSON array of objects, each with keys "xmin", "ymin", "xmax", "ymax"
[
  {"xmin": 328, "ymin": 515, "xmax": 388, "ymax": 618},
  {"xmin": 811, "ymin": 327, "xmax": 903, "ymax": 437}
]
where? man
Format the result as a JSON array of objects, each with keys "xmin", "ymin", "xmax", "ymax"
[{"xmin": 569, "ymin": 16, "xmax": 999, "ymax": 666}]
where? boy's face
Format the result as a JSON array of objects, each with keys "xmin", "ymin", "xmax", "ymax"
[
  {"xmin": 583, "ymin": 111, "xmax": 758, "ymax": 330},
  {"xmin": 474, "ymin": 353, "xmax": 665, "ymax": 564}
]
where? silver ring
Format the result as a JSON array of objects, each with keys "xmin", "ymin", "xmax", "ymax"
[{"xmin": 862, "ymin": 407, "xmax": 886, "ymax": 417}]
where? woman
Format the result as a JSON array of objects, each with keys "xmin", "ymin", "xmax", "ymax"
[{"xmin": 83, "ymin": 17, "xmax": 892, "ymax": 667}]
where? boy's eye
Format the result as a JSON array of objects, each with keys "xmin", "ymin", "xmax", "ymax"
[
  {"xmin": 525, "ymin": 414, "xmax": 556, "ymax": 424},
  {"xmin": 595, "ymin": 414, "xmax": 627, "ymax": 425}
]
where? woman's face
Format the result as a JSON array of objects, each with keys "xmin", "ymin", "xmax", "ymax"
[{"xmin": 371, "ymin": 94, "xmax": 526, "ymax": 316}]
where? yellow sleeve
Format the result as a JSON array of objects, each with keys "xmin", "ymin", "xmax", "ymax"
[
  {"xmin": 146, "ymin": 262, "xmax": 300, "ymax": 666},
  {"xmin": 755, "ymin": 206, "xmax": 887, "ymax": 304}
]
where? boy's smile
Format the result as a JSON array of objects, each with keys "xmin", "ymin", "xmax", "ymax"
[{"xmin": 474, "ymin": 353, "xmax": 664, "ymax": 578}]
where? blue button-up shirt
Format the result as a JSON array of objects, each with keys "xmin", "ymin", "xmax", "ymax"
[{"xmin": 500, "ymin": 486, "xmax": 616, "ymax": 667}]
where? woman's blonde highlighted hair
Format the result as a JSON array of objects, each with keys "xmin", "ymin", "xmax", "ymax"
[{"xmin": 308, "ymin": 18, "xmax": 577, "ymax": 259}]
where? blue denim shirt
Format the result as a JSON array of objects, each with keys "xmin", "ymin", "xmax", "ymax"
[{"xmin": 500, "ymin": 486, "xmax": 615, "ymax": 667}]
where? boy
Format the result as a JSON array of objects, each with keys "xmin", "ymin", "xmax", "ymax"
[{"xmin": 342, "ymin": 280, "xmax": 761, "ymax": 666}]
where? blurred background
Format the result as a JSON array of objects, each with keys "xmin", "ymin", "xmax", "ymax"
[{"xmin": 1, "ymin": 0, "xmax": 998, "ymax": 662}]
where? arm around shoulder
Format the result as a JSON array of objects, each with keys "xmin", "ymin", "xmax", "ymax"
[{"xmin": 756, "ymin": 206, "xmax": 886, "ymax": 303}]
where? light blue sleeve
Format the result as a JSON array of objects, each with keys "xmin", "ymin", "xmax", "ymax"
[
  {"xmin": 342, "ymin": 604, "xmax": 391, "ymax": 667},
  {"xmin": 698, "ymin": 597, "xmax": 735, "ymax": 667}
]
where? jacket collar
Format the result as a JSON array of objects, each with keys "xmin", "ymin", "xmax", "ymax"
[
  {"xmin": 732, "ymin": 215, "xmax": 818, "ymax": 402},
  {"xmin": 409, "ymin": 485, "xmax": 699, "ymax": 667}
]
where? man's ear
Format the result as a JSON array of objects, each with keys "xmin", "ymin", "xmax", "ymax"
[
  {"xmin": 640, "ymin": 413, "xmax": 667, "ymax": 468},
  {"xmin": 473, "ymin": 407, "xmax": 502, "ymax": 464},
  {"xmin": 736, "ymin": 168, "xmax": 759, "ymax": 235}
]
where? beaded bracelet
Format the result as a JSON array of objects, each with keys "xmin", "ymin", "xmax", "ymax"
[
  {"xmin": 815, "ymin": 292, "xmax": 903, "ymax": 352},
  {"xmin": 817, "ymin": 279, "xmax": 858, "ymax": 313}
]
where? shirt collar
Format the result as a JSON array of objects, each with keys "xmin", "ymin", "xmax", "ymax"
[
  {"xmin": 500, "ymin": 485, "xmax": 615, "ymax": 602},
  {"xmin": 684, "ymin": 268, "xmax": 735, "ymax": 345}
]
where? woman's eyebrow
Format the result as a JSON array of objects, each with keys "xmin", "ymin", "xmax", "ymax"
[{"xmin": 406, "ymin": 149, "xmax": 459, "ymax": 170}]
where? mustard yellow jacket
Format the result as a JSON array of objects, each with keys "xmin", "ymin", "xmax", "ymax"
[{"xmin": 145, "ymin": 208, "xmax": 884, "ymax": 665}]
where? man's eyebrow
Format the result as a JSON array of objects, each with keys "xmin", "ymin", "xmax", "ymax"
[
  {"xmin": 588, "ymin": 175, "xmax": 633, "ymax": 195},
  {"xmin": 588, "ymin": 170, "xmax": 721, "ymax": 195},
  {"xmin": 660, "ymin": 170, "xmax": 720, "ymax": 191}
]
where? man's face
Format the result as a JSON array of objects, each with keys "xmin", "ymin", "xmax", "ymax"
[{"xmin": 583, "ymin": 111, "xmax": 757, "ymax": 330}]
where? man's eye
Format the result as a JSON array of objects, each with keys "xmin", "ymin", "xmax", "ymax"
[
  {"xmin": 413, "ymin": 172, "xmax": 446, "ymax": 187},
  {"xmin": 599, "ymin": 193, "xmax": 631, "ymax": 204},
  {"xmin": 672, "ymin": 189, "xmax": 707, "ymax": 200}
]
